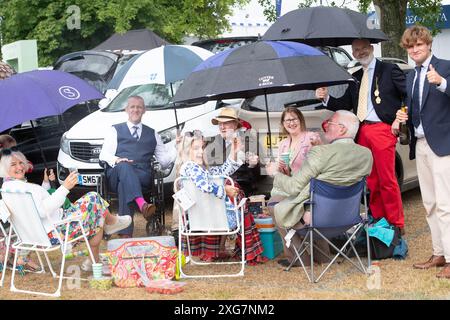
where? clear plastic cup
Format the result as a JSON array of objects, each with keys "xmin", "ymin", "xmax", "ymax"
[
  {"xmin": 280, "ymin": 152, "xmax": 290, "ymax": 165},
  {"xmin": 92, "ymin": 263, "xmax": 103, "ymax": 279}
]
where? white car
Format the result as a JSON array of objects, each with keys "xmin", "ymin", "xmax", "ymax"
[
  {"xmin": 56, "ymin": 82, "xmax": 217, "ymax": 188},
  {"xmin": 57, "ymin": 45, "xmax": 216, "ymax": 189}
]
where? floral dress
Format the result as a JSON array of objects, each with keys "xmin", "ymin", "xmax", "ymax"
[
  {"xmin": 178, "ymin": 159, "xmax": 264, "ymax": 263},
  {"xmin": 48, "ymin": 191, "xmax": 109, "ymax": 245},
  {"xmin": 179, "ymin": 159, "xmax": 241, "ymax": 229}
]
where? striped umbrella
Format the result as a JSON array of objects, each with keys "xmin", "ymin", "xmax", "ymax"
[
  {"xmin": 173, "ymin": 40, "xmax": 354, "ymax": 156},
  {"xmin": 107, "ymin": 45, "xmax": 213, "ymax": 127}
]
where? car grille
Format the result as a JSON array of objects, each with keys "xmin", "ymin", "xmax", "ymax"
[{"xmin": 70, "ymin": 142, "xmax": 102, "ymax": 163}]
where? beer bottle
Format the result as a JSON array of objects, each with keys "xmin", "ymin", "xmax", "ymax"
[{"xmin": 399, "ymin": 106, "xmax": 410, "ymax": 145}]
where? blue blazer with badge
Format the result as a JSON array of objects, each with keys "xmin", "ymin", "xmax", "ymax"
[
  {"xmin": 327, "ymin": 59, "xmax": 406, "ymax": 125},
  {"xmin": 406, "ymin": 55, "xmax": 450, "ymax": 160}
]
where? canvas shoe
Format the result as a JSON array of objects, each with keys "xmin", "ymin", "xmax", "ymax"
[
  {"xmin": 81, "ymin": 258, "xmax": 93, "ymax": 272},
  {"xmin": 104, "ymin": 215, "xmax": 132, "ymax": 235}
]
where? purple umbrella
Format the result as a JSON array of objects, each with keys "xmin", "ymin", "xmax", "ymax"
[
  {"xmin": 0, "ymin": 69, "xmax": 104, "ymax": 167},
  {"xmin": 0, "ymin": 69, "xmax": 104, "ymax": 133}
]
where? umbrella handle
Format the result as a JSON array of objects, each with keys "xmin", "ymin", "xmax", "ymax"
[
  {"xmin": 264, "ymin": 92, "xmax": 273, "ymax": 158},
  {"xmin": 170, "ymin": 83, "xmax": 179, "ymax": 129}
]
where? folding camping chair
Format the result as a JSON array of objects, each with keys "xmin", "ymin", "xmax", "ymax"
[
  {"xmin": 174, "ymin": 175, "xmax": 246, "ymax": 278},
  {"xmin": 285, "ymin": 177, "xmax": 371, "ymax": 283},
  {"xmin": 0, "ymin": 203, "xmax": 9, "ymax": 287},
  {"xmin": 0, "ymin": 189, "xmax": 96, "ymax": 297}
]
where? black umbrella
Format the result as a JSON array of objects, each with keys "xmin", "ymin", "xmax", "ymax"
[
  {"xmin": 262, "ymin": 6, "xmax": 388, "ymax": 47},
  {"xmin": 173, "ymin": 40, "xmax": 354, "ymax": 157}
]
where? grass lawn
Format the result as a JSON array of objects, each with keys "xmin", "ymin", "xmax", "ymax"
[{"xmin": 1, "ymin": 188, "xmax": 450, "ymax": 300}]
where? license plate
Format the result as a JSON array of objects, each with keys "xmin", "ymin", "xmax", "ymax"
[
  {"xmin": 262, "ymin": 134, "xmax": 287, "ymax": 148},
  {"xmin": 79, "ymin": 174, "xmax": 100, "ymax": 186}
]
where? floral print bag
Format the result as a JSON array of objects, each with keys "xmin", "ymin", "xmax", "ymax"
[{"xmin": 107, "ymin": 239, "xmax": 177, "ymax": 288}]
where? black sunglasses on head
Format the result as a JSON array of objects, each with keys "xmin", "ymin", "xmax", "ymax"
[
  {"xmin": 184, "ymin": 130, "xmax": 203, "ymax": 138},
  {"xmin": 0, "ymin": 146, "xmax": 19, "ymax": 156}
]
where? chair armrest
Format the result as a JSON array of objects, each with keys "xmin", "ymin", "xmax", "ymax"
[{"xmin": 236, "ymin": 198, "xmax": 248, "ymax": 210}]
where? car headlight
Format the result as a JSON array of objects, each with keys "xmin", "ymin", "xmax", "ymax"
[
  {"xmin": 159, "ymin": 123, "xmax": 184, "ymax": 144},
  {"xmin": 60, "ymin": 133, "xmax": 70, "ymax": 154}
]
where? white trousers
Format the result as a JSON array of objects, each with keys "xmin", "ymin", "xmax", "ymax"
[{"xmin": 416, "ymin": 138, "xmax": 450, "ymax": 262}]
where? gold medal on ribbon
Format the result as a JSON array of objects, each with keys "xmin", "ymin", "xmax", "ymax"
[{"xmin": 374, "ymin": 77, "xmax": 381, "ymax": 104}]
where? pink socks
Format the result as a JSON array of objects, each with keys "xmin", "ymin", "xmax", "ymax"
[{"xmin": 135, "ymin": 197, "xmax": 146, "ymax": 211}]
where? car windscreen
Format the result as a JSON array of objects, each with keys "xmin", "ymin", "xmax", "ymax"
[
  {"xmin": 56, "ymin": 54, "xmax": 116, "ymax": 76},
  {"xmin": 102, "ymin": 81, "xmax": 184, "ymax": 112},
  {"xmin": 241, "ymin": 85, "xmax": 348, "ymax": 112},
  {"xmin": 112, "ymin": 54, "xmax": 139, "ymax": 79}
]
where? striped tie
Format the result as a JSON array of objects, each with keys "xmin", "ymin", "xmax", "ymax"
[
  {"xmin": 357, "ymin": 68, "xmax": 369, "ymax": 122},
  {"xmin": 132, "ymin": 125, "xmax": 139, "ymax": 140}
]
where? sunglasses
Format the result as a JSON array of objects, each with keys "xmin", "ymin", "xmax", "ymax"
[
  {"xmin": 184, "ymin": 130, "xmax": 203, "ymax": 138},
  {"xmin": 0, "ymin": 146, "xmax": 19, "ymax": 156}
]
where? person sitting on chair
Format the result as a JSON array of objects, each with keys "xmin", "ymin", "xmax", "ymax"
[
  {"xmin": 99, "ymin": 95, "xmax": 176, "ymax": 238},
  {"xmin": 0, "ymin": 149, "xmax": 131, "ymax": 270},
  {"xmin": 204, "ymin": 107, "xmax": 261, "ymax": 195},
  {"xmin": 267, "ymin": 110, "xmax": 373, "ymax": 267},
  {"xmin": 175, "ymin": 130, "xmax": 266, "ymax": 265}
]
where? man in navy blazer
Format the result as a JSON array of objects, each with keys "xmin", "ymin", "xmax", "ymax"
[
  {"xmin": 316, "ymin": 39, "xmax": 406, "ymax": 233},
  {"xmin": 393, "ymin": 26, "xmax": 450, "ymax": 279}
]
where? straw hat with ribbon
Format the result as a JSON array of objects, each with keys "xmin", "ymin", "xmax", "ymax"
[{"xmin": 211, "ymin": 107, "xmax": 242, "ymax": 128}]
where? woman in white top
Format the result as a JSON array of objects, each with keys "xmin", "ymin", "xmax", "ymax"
[{"xmin": 0, "ymin": 149, "xmax": 131, "ymax": 269}]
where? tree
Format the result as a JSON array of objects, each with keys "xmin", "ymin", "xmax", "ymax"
[
  {"xmin": 258, "ymin": 0, "xmax": 442, "ymax": 60},
  {"xmin": 0, "ymin": 0, "xmax": 249, "ymax": 67}
]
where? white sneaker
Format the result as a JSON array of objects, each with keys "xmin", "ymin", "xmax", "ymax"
[
  {"xmin": 81, "ymin": 258, "xmax": 93, "ymax": 272},
  {"xmin": 104, "ymin": 215, "xmax": 132, "ymax": 235}
]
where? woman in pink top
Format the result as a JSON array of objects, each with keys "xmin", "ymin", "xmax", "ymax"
[
  {"xmin": 271, "ymin": 107, "xmax": 321, "ymax": 197},
  {"xmin": 268, "ymin": 107, "xmax": 321, "ymax": 266}
]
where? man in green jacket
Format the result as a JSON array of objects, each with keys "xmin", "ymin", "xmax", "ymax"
[{"xmin": 268, "ymin": 110, "xmax": 373, "ymax": 267}]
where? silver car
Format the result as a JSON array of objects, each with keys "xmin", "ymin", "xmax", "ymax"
[{"xmin": 183, "ymin": 86, "xmax": 418, "ymax": 195}]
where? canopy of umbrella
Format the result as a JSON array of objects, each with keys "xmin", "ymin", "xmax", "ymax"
[
  {"xmin": 107, "ymin": 45, "xmax": 213, "ymax": 93},
  {"xmin": 173, "ymin": 40, "xmax": 355, "ymax": 156},
  {"xmin": 107, "ymin": 45, "xmax": 213, "ymax": 127},
  {"xmin": 262, "ymin": 6, "xmax": 388, "ymax": 47},
  {"xmin": 0, "ymin": 69, "xmax": 104, "ymax": 165},
  {"xmin": 173, "ymin": 40, "xmax": 353, "ymax": 104}
]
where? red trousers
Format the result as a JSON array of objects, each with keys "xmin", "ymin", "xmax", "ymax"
[{"xmin": 357, "ymin": 122, "xmax": 404, "ymax": 228}]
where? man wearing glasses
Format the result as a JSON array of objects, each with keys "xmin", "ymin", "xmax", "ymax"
[
  {"xmin": 99, "ymin": 95, "xmax": 176, "ymax": 238},
  {"xmin": 267, "ymin": 110, "xmax": 373, "ymax": 266},
  {"xmin": 203, "ymin": 107, "xmax": 261, "ymax": 195},
  {"xmin": 316, "ymin": 38, "xmax": 407, "ymax": 235}
]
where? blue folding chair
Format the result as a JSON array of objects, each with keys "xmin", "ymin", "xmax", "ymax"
[{"xmin": 286, "ymin": 177, "xmax": 371, "ymax": 283}]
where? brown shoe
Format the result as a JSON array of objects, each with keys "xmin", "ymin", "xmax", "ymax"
[
  {"xmin": 142, "ymin": 202, "xmax": 156, "ymax": 220},
  {"xmin": 413, "ymin": 255, "xmax": 446, "ymax": 269},
  {"xmin": 436, "ymin": 263, "xmax": 450, "ymax": 279}
]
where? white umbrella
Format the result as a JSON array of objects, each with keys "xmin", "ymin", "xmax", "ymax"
[
  {"xmin": 106, "ymin": 45, "xmax": 213, "ymax": 127},
  {"xmin": 108, "ymin": 45, "xmax": 213, "ymax": 92}
]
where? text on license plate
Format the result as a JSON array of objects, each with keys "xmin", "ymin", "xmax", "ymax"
[
  {"xmin": 80, "ymin": 175, "xmax": 100, "ymax": 186},
  {"xmin": 262, "ymin": 134, "xmax": 287, "ymax": 148}
]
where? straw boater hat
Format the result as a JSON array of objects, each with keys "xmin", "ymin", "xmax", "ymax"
[{"xmin": 211, "ymin": 107, "xmax": 242, "ymax": 128}]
